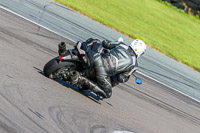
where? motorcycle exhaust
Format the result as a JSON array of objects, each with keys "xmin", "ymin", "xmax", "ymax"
[{"xmin": 58, "ymin": 42, "xmax": 66, "ymax": 55}]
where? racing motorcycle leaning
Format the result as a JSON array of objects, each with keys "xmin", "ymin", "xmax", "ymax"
[
  {"xmin": 43, "ymin": 39, "xmax": 110, "ymax": 99},
  {"xmin": 43, "ymin": 38, "xmax": 142, "ymax": 99}
]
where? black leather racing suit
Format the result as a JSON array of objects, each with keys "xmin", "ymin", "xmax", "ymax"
[{"xmin": 89, "ymin": 40, "xmax": 138, "ymax": 98}]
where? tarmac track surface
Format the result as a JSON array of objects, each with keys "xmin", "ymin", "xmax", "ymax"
[{"xmin": 0, "ymin": 8, "xmax": 200, "ymax": 133}]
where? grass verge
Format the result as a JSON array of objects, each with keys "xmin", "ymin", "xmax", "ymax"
[{"xmin": 55, "ymin": 0, "xmax": 200, "ymax": 72}]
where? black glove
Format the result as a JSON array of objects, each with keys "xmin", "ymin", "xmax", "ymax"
[
  {"xmin": 102, "ymin": 40, "xmax": 111, "ymax": 46},
  {"xmin": 117, "ymin": 73, "xmax": 130, "ymax": 83},
  {"xmin": 85, "ymin": 38, "xmax": 94, "ymax": 44}
]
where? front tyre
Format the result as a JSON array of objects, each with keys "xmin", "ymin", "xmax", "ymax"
[{"xmin": 43, "ymin": 57, "xmax": 78, "ymax": 79}]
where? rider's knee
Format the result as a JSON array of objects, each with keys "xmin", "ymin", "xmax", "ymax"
[{"xmin": 105, "ymin": 89, "xmax": 112, "ymax": 98}]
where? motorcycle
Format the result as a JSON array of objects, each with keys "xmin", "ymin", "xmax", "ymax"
[{"xmin": 43, "ymin": 38, "xmax": 142, "ymax": 99}]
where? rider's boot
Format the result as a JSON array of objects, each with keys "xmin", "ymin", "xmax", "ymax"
[{"xmin": 78, "ymin": 76, "xmax": 107, "ymax": 99}]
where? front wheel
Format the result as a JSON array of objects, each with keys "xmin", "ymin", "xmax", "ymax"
[{"xmin": 43, "ymin": 57, "xmax": 78, "ymax": 79}]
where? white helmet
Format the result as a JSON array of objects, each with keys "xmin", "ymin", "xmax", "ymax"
[{"xmin": 130, "ymin": 39, "xmax": 147, "ymax": 58}]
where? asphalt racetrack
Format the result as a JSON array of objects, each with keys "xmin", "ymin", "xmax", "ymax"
[
  {"xmin": 0, "ymin": 6, "xmax": 200, "ymax": 133},
  {"xmin": 2, "ymin": 0, "xmax": 200, "ymax": 102}
]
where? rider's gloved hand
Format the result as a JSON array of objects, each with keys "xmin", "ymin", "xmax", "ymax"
[
  {"xmin": 102, "ymin": 40, "xmax": 110, "ymax": 45},
  {"xmin": 102, "ymin": 40, "xmax": 112, "ymax": 48},
  {"xmin": 85, "ymin": 38, "xmax": 94, "ymax": 45},
  {"xmin": 117, "ymin": 73, "xmax": 130, "ymax": 83}
]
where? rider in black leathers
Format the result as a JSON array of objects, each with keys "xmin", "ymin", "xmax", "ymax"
[{"xmin": 78, "ymin": 38, "xmax": 146, "ymax": 99}]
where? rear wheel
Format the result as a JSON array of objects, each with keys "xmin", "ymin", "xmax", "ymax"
[{"xmin": 43, "ymin": 57, "xmax": 78, "ymax": 79}]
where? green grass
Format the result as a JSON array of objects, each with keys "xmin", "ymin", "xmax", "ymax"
[{"xmin": 55, "ymin": 0, "xmax": 200, "ymax": 71}]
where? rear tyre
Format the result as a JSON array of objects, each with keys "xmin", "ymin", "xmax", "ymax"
[{"xmin": 43, "ymin": 57, "xmax": 78, "ymax": 79}]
